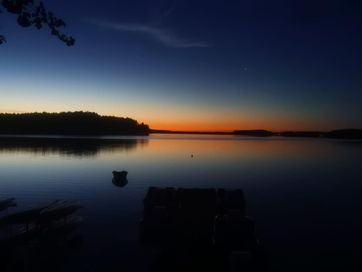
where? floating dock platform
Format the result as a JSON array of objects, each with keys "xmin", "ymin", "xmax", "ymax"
[{"xmin": 140, "ymin": 187, "xmax": 265, "ymax": 272}]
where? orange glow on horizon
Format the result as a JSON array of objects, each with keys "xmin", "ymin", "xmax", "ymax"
[
  {"xmin": 146, "ymin": 116, "xmax": 328, "ymax": 132},
  {"xmin": 0, "ymin": 106, "xmax": 339, "ymax": 132}
]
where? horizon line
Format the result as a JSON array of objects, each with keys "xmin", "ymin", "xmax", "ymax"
[{"xmin": 1, "ymin": 111, "xmax": 361, "ymax": 133}]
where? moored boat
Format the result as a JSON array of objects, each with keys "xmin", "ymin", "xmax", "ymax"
[{"xmin": 39, "ymin": 200, "xmax": 82, "ymax": 222}]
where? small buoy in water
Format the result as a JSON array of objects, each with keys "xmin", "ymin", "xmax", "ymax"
[{"xmin": 112, "ymin": 170, "xmax": 128, "ymax": 187}]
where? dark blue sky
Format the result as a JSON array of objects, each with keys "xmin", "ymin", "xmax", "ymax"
[{"xmin": 1, "ymin": 0, "xmax": 361, "ymax": 130}]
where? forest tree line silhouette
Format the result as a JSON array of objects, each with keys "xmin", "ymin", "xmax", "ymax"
[{"xmin": 0, "ymin": 111, "xmax": 149, "ymax": 135}]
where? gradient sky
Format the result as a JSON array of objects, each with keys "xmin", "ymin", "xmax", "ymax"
[{"xmin": 1, "ymin": 0, "xmax": 362, "ymax": 131}]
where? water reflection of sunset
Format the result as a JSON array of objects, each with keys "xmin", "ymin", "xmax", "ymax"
[{"xmin": 112, "ymin": 135, "xmax": 338, "ymax": 163}]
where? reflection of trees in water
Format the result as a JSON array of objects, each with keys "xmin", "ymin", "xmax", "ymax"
[{"xmin": 0, "ymin": 138, "xmax": 148, "ymax": 158}]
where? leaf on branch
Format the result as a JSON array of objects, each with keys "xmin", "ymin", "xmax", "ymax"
[
  {"xmin": 1, "ymin": 0, "xmax": 75, "ymax": 46},
  {"xmin": 0, "ymin": 35, "xmax": 7, "ymax": 44}
]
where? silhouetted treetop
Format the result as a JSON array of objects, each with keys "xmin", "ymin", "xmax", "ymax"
[
  {"xmin": 0, "ymin": 0, "xmax": 74, "ymax": 46},
  {"xmin": 0, "ymin": 111, "xmax": 149, "ymax": 135}
]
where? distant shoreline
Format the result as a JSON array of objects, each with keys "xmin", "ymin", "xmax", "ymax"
[
  {"xmin": 151, "ymin": 129, "xmax": 362, "ymax": 139},
  {"xmin": 0, "ymin": 128, "xmax": 361, "ymax": 140},
  {"xmin": 0, "ymin": 112, "xmax": 361, "ymax": 140}
]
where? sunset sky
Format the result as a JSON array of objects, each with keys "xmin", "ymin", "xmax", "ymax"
[{"xmin": 1, "ymin": 0, "xmax": 362, "ymax": 131}]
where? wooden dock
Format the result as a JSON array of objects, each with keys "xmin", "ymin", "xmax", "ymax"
[{"xmin": 140, "ymin": 187, "xmax": 265, "ymax": 272}]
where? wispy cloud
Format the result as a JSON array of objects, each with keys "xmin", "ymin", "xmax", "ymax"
[{"xmin": 88, "ymin": 20, "xmax": 211, "ymax": 48}]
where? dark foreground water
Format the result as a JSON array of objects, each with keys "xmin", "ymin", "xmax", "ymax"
[{"xmin": 0, "ymin": 134, "xmax": 361, "ymax": 271}]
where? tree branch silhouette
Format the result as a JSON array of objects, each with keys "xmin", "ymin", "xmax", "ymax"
[{"xmin": 0, "ymin": 0, "xmax": 74, "ymax": 46}]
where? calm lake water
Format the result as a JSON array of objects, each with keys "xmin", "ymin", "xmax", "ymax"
[{"xmin": 1, "ymin": 134, "xmax": 362, "ymax": 271}]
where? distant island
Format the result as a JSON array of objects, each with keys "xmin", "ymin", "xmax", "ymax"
[
  {"xmin": 234, "ymin": 130, "xmax": 274, "ymax": 137},
  {"xmin": 151, "ymin": 129, "xmax": 362, "ymax": 139},
  {"xmin": 234, "ymin": 129, "xmax": 362, "ymax": 139},
  {"xmin": 0, "ymin": 112, "xmax": 149, "ymax": 136}
]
